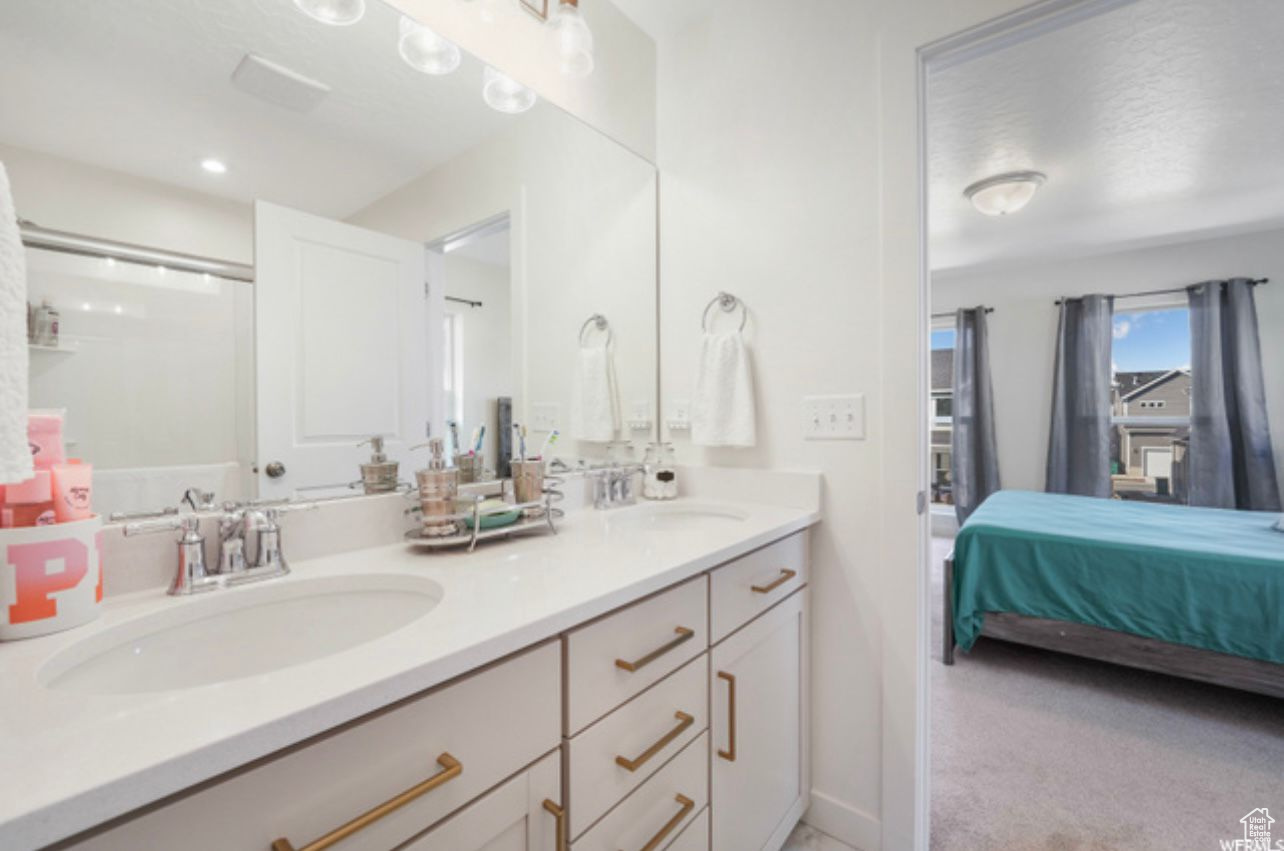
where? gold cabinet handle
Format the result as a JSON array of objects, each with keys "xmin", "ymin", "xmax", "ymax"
[
  {"xmin": 615, "ymin": 626, "xmax": 695, "ymax": 672},
  {"xmin": 751, "ymin": 568, "xmax": 797, "ymax": 594},
  {"xmin": 622, "ymin": 793, "xmax": 695, "ymax": 851},
  {"xmin": 542, "ymin": 799, "xmax": 566, "ymax": 851},
  {"xmin": 270, "ymin": 753, "xmax": 462, "ymax": 851},
  {"xmin": 615, "ymin": 711, "xmax": 695, "ymax": 772},
  {"xmin": 717, "ymin": 671, "xmax": 736, "ymax": 762}
]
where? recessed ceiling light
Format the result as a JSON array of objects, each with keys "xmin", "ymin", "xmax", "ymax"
[
  {"xmin": 200, "ymin": 158, "xmax": 228, "ymax": 175},
  {"xmin": 964, "ymin": 171, "xmax": 1046, "ymax": 216}
]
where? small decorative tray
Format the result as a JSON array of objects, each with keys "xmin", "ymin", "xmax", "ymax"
[{"xmin": 405, "ymin": 492, "xmax": 561, "ymax": 551}]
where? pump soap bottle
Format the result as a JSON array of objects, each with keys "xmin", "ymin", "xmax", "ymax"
[{"xmin": 357, "ymin": 436, "xmax": 399, "ymax": 494}]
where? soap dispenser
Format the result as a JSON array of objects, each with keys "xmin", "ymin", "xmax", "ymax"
[
  {"xmin": 357, "ymin": 436, "xmax": 399, "ymax": 494},
  {"xmin": 415, "ymin": 437, "xmax": 459, "ymax": 537}
]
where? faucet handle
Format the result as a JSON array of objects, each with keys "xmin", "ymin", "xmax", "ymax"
[{"xmin": 124, "ymin": 515, "xmax": 213, "ymax": 596}]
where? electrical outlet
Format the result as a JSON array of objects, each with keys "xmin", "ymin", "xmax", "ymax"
[
  {"xmin": 666, "ymin": 398, "xmax": 691, "ymax": 430},
  {"xmin": 531, "ymin": 402, "xmax": 560, "ymax": 432},
  {"xmin": 804, "ymin": 394, "xmax": 865, "ymax": 440}
]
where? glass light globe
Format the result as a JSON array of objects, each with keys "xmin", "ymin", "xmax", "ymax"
[
  {"xmin": 292, "ymin": 0, "xmax": 366, "ymax": 26},
  {"xmin": 964, "ymin": 171, "xmax": 1046, "ymax": 216},
  {"xmin": 549, "ymin": 2, "xmax": 594, "ymax": 78},
  {"xmin": 483, "ymin": 66, "xmax": 537, "ymax": 114},
  {"xmin": 398, "ymin": 16, "xmax": 461, "ymax": 75}
]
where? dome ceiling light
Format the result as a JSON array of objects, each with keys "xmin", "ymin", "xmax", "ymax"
[
  {"xmin": 964, "ymin": 171, "xmax": 1047, "ymax": 217},
  {"xmin": 398, "ymin": 16, "xmax": 462, "ymax": 75},
  {"xmin": 291, "ymin": 0, "xmax": 367, "ymax": 27}
]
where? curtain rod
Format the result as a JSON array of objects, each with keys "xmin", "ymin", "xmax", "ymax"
[
  {"xmin": 18, "ymin": 219, "xmax": 255, "ymax": 283},
  {"xmin": 446, "ymin": 296, "xmax": 483, "ymax": 308},
  {"xmin": 931, "ymin": 307, "xmax": 995, "ymax": 319},
  {"xmin": 1053, "ymin": 278, "xmax": 1268, "ymax": 306}
]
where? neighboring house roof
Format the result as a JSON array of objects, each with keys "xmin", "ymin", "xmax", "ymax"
[
  {"xmin": 1114, "ymin": 370, "xmax": 1168, "ymax": 395},
  {"xmin": 931, "ymin": 348, "xmax": 953, "ymax": 391},
  {"xmin": 1119, "ymin": 368, "xmax": 1190, "ymax": 402}
]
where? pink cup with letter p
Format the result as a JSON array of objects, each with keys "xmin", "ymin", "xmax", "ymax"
[{"xmin": 0, "ymin": 516, "xmax": 104, "ymax": 641}]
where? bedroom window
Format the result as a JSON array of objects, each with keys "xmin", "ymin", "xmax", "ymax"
[
  {"xmin": 930, "ymin": 326, "xmax": 956, "ymax": 506},
  {"xmin": 1110, "ymin": 306, "xmax": 1191, "ymax": 503}
]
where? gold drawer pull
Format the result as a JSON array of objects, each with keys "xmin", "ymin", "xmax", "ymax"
[
  {"xmin": 615, "ymin": 711, "xmax": 695, "ymax": 772},
  {"xmin": 615, "ymin": 626, "xmax": 695, "ymax": 672},
  {"xmin": 270, "ymin": 752, "xmax": 462, "ymax": 851},
  {"xmin": 717, "ymin": 671, "xmax": 736, "ymax": 762},
  {"xmin": 624, "ymin": 793, "xmax": 695, "ymax": 851},
  {"xmin": 751, "ymin": 568, "xmax": 797, "ymax": 594},
  {"xmin": 543, "ymin": 799, "xmax": 566, "ymax": 851}
]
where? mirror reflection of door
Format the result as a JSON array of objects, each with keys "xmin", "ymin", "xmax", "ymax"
[{"xmin": 254, "ymin": 201, "xmax": 432, "ymax": 500}]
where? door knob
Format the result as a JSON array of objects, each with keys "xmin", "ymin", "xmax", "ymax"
[{"xmin": 265, "ymin": 461, "xmax": 286, "ymax": 479}]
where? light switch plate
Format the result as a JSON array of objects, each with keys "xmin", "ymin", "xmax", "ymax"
[
  {"xmin": 531, "ymin": 402, "xmax": 560, "ymax": 432},
  {"xmin": 804, "ymin": 394, "xmax": 865, "ymax": 440},
  {"xmin": 666, "ymin": 398, "xmax": 691, "ymax": 430}
]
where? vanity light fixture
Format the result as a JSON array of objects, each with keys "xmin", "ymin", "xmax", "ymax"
[
  {"xmin": 398, "ymin": 16, "xmax": 462, "ymax": 75},
  {"xmin": 200, "ymin": 158, "xmax": 228, "ymax": 175},
  {"xmin": 963, "ymin": 170, "xmax": 1046, "ymax": 216},
  {"xmin": 549, "ymin": 0, "xmax": 594, "ymax": 78},
  {"xmin": 482, "ymin": 66, "xmax": 538, "ymax": 114},
  {"xmin": 291, "ymin": 0, "xmax": 366, "ymax": 26}
]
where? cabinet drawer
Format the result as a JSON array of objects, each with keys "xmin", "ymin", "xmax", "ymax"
[
  {"xmin": 567, "ymin": 576, "xmax": 707, "ymax": 733},
  {"xmin": 68, "ymin": 642, "xmax": 561, "ymax": 851},
  {"xmin": 709, "ymin": 532, "xmax": 807, "ymax": 644},
  {"xmin": 571, "ymin": 732, "xmax": 708, "ymax": 851},
  {"xmin": 667, "ymin": 807, "xmax": 710, "ymax": 851},
  {"xmin": 401, "ymin": 750, "xmax": 562, "ymax": 851},
  {"xmin": 569, "ymin": 655, "xmax": 708, "ymax": 838}
]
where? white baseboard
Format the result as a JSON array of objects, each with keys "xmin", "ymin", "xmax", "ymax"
[{"xmin": 804, "ymin": 789, "xmax": 882, "ymax": 850}]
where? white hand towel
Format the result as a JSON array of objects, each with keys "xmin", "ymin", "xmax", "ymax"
[
  {"xmin": 572, "ymin": 345, "xmax": 621, "ymax": 443},
  {"xmin": 0, "ymin": 163, "xmax": 32, "ymax": 484},
  {"xmin": 692, "ymin": 331, "xmax": 756, "ymax": 447}
]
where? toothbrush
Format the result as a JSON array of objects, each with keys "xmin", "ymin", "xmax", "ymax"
[
  {"xmin": 519, "ymin": 424, "xmax": 528, "ymax": 461},
  {"xmin": 474, "ymin": 425, "xmax": 486, "ymax": 455},
  {"xmin": 448, "ymin": 421, "xmax": 461, "ymax": 457},
  {"xmin": 512, "ymin": 423, "xmax": 524, "ymax": 461},
  {"xmin": 537, "ymin": 429, "xmax": 559, "ymax": 459},
  {"xmin": 468, "ymin": 426, "xmax": 480, "ymax": 455}
]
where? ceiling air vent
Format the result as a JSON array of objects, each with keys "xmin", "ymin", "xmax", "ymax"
[{"xmin": 231, "ymin": 54, "xmax": 330, "ymax": 113}]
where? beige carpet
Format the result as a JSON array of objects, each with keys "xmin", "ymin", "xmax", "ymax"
[{"xmin": 930, "ymin": 537, "xmax": 1284, "ymax": 850}]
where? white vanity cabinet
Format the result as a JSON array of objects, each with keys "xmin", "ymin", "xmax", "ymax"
[
  {"xmin": 57, "ymin": 531, "xmax": 810, "ymax": 851},
  {"xmin": 710, "ymin": 592, "xmax": 809, "ymax": 851}
]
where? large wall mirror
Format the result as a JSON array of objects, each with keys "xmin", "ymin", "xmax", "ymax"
[{"xmin": 0, "ymin": 0, "xmax": 657, "ymax": 516}]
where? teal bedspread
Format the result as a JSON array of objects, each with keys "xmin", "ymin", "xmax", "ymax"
[{"xmin": 952, "ymin": 490, "xmax": 1284, "ymax": 664}]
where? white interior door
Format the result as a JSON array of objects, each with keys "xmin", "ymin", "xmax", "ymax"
[{"xmin": 255, "ymin": 201, "xmax": 431, "ymax": 499}]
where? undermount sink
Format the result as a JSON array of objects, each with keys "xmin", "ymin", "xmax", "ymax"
[
  {"xmin": 607, "ymin": 503, "xmax": 749, "ymax": 533},
  {"xmin": 39, "ymin": 574, "xmax": 443, "ymax": 695}
]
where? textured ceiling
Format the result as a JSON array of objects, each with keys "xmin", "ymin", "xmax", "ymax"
[
  {"xmin": 929, "ymin": 0, "xmax": 1284, "ymax": 272},
  {"xmin": 0, "ymin": 0, "xmax": 542, "ymax": 218}
]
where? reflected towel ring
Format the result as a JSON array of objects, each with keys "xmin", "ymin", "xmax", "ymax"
[
  {"xmin": 701, "ymin": 291, "xmax": 747, "ymax": 333},
  {"xmin": 579, "ymin": 313, "xmax": 613, "ymax": 348}
]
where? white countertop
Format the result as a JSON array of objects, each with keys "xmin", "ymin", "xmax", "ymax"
[{"xmin": 0, "ymin": 497, "xmax": 817, "ymax": 850}]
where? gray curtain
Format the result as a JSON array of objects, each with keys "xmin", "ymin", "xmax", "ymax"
[
  {"xmin": 1187, "ymin": 279, "xmax": 1281, "ymax": 511},
  {"xmin": 1046, "ymin": 294, "xmax": 1114, "ymax": 497},
  {"xmin": 951, "ymin": 307, "xmax": 1001, "ymax": 523}
]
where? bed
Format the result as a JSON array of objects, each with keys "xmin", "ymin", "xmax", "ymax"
[{"xmin": 942, "ymin": 490, "xmax": 1284, "ymax": 699}]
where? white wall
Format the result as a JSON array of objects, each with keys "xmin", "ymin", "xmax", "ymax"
[
  {"xmin": 349, "ymin": 106, "xmax": 657, "ymax": 461},
  {"xmin": 0, "ymin": 142, "xmax": 253, "ymax": 263},
  {"xmin": 932, "ymin": 227, "xmax": 1284, "ymax": 494},
  {"xmin": 654, "ymin": 1, "xmax": 1032, "ymax": 848},
  {"xmin": 385, "ymin": 0, "xmax": 657, "ymax": 161},
  {"xmin": 445, "ymin": 253, "xmax": 513, "ymax": 464}
]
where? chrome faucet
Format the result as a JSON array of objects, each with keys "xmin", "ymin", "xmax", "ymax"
[{"xmin": 125, "ymin": 501, "xmax": 314, "ymax": 596}]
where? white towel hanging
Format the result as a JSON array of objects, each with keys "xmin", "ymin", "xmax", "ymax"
[
  {"xmin": 0, "ymin": 163, "xmax": 32, "ymax": 484},
  {"xmin": 692, "ymin": 329, "xmax": 756, "ymax": 448}
]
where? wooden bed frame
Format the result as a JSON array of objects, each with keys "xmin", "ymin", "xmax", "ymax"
[{"xmin": 941, "ymin": 554, "xmax": 1284, "ymax": 700}]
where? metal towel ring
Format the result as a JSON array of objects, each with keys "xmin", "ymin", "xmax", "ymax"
[
  {"xmin": 701, "ymin": 291, "xmax": 747, "ymax": 333},
  {"xmin": 579, "ymin": 313, "xmax": 613, "ymax": 348}
]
